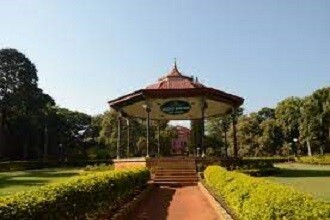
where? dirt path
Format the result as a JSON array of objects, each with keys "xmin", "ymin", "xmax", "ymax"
[{"xmin": 128, "ymin": 186, "xmax": 220, "ymax": 220}]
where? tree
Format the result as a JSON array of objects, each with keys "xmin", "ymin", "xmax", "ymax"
[
  {"xmin": 300, "ymin": 96, "xmax": 319, "ymax": 156},
  {"xmin": 0, "ymin": 49, "xmax": 37, "ymax": 125},
  {"xmin": 99, "ymin": 110, "xmax": 158, "ymax": 157},
  {"xmin": 158, "ymin": 125, "xmax": 178, "ymax": 156},
  {"xmin": 233, "ymin": 113, "xmax": 261, "ymax": 156},
  {"xmin": 300, "ymin": 87, "xmax": 330, "ymax": 155},
  {"xmin": 99, "ymin": 110, "xmax": 118, "ymax": 149},
  {"xmin": 258, "ymin": 119, "xmax": 284, "ymax": 155},
  {"xmin": 190, "ymin": 119, "xmax": 203, "ymax": 155},
  {"xmin": 0, "ymin": 48, "xmax": 56, "ymax": 159},
  {"xmin": 257, "ymin": 107, "xmax": 275, "ymax": 121},
  {"xmin": 55, "ymin": 107, "xmax": 92, "ymax": 157},
  {"xmin": 275, "ymin": 97, "xmax": 302, "ymax": 155},
  {"xmin": 206, "ymin": 115, "xmax": 231, "ymax": 157}
]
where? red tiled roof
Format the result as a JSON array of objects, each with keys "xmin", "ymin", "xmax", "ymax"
[
  {"xmin": 146, "ymin": 63, "xmax": 205, "ymax": 90},
  {"xmin": 108, "ymin": 63, "xmax": 245, "ymax": 116},
  {"xmin": 146, "ymin": 79, "xmax": 204, "ymax": 89}
]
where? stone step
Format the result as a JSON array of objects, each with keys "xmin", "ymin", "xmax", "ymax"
[
  {"xmin": 152, "ymin": 157, "xmax": 197, "ymax": 186},
  {"xmin": 155, "ymin": 158, "xmax": 196, "ymax": 161},
  {"xmin": 155, "ymin": 173, "xmax": 197, "ymax": 177},
  {"xmin": 154, "ymin": 178, "xmax": 198, "ymax": 182},
  {"xmin": 157, "ymin": 167, "xmax": 195, "ymax": 169},
  {"xmin": 156, "ymin": 170, "xmax": 196, "ymax": 173},
  {"xmin": 157, "ymin": 166, "xmax": 196, "ymax": 170},
  {"xmin": 155, "ymin": 169, "xmax": 196, "ymax": 173},
  {"xmin": 155, "ymin": 170, "xmax": 196, "ymax": 173},
  {"xmin": 153, "ymin": 181, "xmax": 198, "ymax": 187},
  {"xmin": 157, "ymin": 163, "xmax": 195, "ymax": 166},
  {"xmin": 155, "ymin": 173, "xmax": 197, "ymax": 178}
]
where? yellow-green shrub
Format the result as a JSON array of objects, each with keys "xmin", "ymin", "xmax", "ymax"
[
  {"xmin": 296, "ymin": 155, "xmax": 330, "ymax": 165},
  {"xmin": 204, "ymin": 166, "xmax": 330, "ymax": 220},
  {"xmin": 0, "ymin": 168, "xmax": 149, "ymax": 219}
]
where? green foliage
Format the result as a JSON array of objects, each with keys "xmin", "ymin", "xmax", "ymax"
[
  {"xmin": 205, "ymin": 108, "xmax": 243, "ymax": 157},
  {"xmin": 0, "ymin": 48, "xmax": 104, "ymax": 160},
  {"xmin": 81, "ymin": 163, "xmax": 114, "ymax": 175},
  {"xmin": 243, "ymin": 156, "xmax": 294, "ymax": 162},
  {"xmin": 236, "ymin": 113, "xmax": 262, "ymax": 156},
  {"xmin": 1, "ymin": 48, "xmax": 329, "ymax": 160},
  {"xmin": 83, "ymin": 163, "xmax": 113, "ymax": 171},
  {"xmin": 0, "ymin": 161, "xmax": 47, "ymax": 172},
  {"xmin": 190, "ymin": 119, "xmax": 204, "ymax": 155},
  {"xmin": 0, "ymin": 168, "xmax": 149, "ymax": 219},
  {"xmin": 206, "ymin": 87, "xmax": 329, "ymax": 157},
  {"xmin": 196, "ymin": 157, "xmax": 286, "ymax": 174},
  {"xmin": 0, "ymin": 160, "xmax": 111, "ymax": 172},
  {"xmin": 296, "ymin": 155, "xmax": 330, "ymax": 165},
  {"xmin": 0, "ymin": 48, "xmax": 55, "ymax": 159},
  {"xmin": 86, "ymin": 147, "xmax": 111, "ymax": 159},
  {"xmin": 300, "ymin": 87, "xmax": 330, "ymax": 156},
  {"xmin": 275, "ymin": 97, "xmax": 302, "ymax": 154},
  {"xmin": 55, "ymin": 107, "xmax": 92, "ymax": 156},
  {"xmin": 99, "ymin": 110, "xmax": 174, "ymax": 157},
  {"xmin": 204, "ymin": 166, "xmax": 330, "ymax": 220},
  {"xmin": 256, "ymin": 107, "xmax": 275, "ymax": 121},
  {"xmin": 158, "ymin": 125, "xmax": 178, "ymax": 156},
  {"xmin": 258, "ymin": 119, "xmax": 284, "ymax": 155}
]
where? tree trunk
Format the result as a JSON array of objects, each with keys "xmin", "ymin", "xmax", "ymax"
[
  {"xmin": 0, "ymin": 112, "xmax": 6, "ymax": 157},
  {"xmin": 307, "ymin": 139, "xmax": 312, "ymax": 156},
  {"xmin": 0, "ymin": 119, "xmax": 4, "ymax": 158},
  {"xmin": 44, "ymin": 125, "xmax": 48, "ymax": 157},
  {"xmin": 224, "ymin": 130, "xmax": 228, "ymax": 157},
  {"xmin": 320, "ymin": 145, "xmax": 324, "ymax": 155},
  {"xmin": 23, "ymin": 142, "xmax": 28, "ymax": 159},
  {"xmin": 232, "ymin": 117, "xmax": 238, "ymax": 158}
]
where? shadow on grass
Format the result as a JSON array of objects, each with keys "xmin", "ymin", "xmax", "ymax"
[
  {"xmin": 0, "ymin": 170, "xmax": 79, "ymax": 192},
  {"xmin": 19, "ymin": 171, "xmax": 79, "ymax": 178},
  {"xmin": 275, "ymin": 169, "xmax": 330, "ymax": 178},
  {"xmin": 127, "ymin": 187, "xmax": 175, "ymax": 220},
  {"xmin": 0, "ymin": 176, "xmax": 50, "ymax": 189}
]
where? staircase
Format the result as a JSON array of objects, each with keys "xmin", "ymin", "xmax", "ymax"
[{"xmin": 153, "ymin": 157, "xmax": 198, "ymax": 187}]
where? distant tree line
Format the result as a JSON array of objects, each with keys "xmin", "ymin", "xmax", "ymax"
[
  {"xmin": 205, "ymin": 87, "xmax": 330, "ymax": 157},
  {"xmin": 0, "ymin": 48, "xmax": 96, "ymax": 160},
  {"xmin": 0, "ymin": 48, "xmax": 177, "ymax": 160}
]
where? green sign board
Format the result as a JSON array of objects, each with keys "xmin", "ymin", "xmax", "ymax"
[{"xmin": 161, "ymin": 100, "xmax": 191, "ymax": 115}]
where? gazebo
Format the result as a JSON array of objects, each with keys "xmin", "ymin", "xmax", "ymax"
[{"xmin": 108, "ymin": 61, "xmax": 244, "ymax": 163}]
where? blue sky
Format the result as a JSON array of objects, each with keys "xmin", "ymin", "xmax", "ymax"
[{"xmin": 1, "ymin": 0, "xmax": 330, "ymax": 117}]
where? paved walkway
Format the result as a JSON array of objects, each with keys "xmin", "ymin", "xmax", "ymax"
[{"xmin": 128, "ymin": 186, "xmax": 220, "ymax": 220}]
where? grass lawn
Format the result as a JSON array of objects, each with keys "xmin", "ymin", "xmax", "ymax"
[
  {"xmin": 0, "ymin": 167, "xmax": 82, "ymax": 196},
  {"xmin": 264, "ymin": 163, "xmax": 330, "ymax": 202}
]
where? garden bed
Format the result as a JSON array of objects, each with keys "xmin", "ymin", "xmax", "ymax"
[
  {"xmin": 0, "ymin": 168, "xmax": 149, "ymax": 219},
  {"xmin": 295, "ymin": 155, "xmax": 330, "ymax": 165},
  {"xmin": 0, "ymin": 159, "xmax": 112, "ymax": 172},
  {"xmin": 203, "ymin": 166, "xmax": 330, "ymax": 219}
]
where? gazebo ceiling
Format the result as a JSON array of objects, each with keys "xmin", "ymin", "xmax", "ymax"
[{"xmin": 108, "ymin": 63, "xmax": 244, "ymax": 120}]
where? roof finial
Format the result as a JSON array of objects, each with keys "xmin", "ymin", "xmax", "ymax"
[{"xmin": 174, "ymin": 58, "xmax": 177, "ymax": 70}]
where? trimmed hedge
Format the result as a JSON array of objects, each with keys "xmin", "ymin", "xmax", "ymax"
[
  {"xmin": 197, "ymin": 157, "xmax": 281, "ymax": 171},
  {"xmin": 0, "ymin": 168, "xmax": 149, "ymax": 219},
  {"xmin": 0, "ymin": 160, "xmax": 112, "ymax": 172},
  {"xmin": 79, "ymin": 164, "xmax": 114, "ymax": 176},
  {"xmin": 296, "ymin": 155, "xmax": 330, "ymax": 165},
  {"xmin": 204, "ymin": 166, "xmax": 330, "ymax": 220},
  {"xmin": 243, "ymin": 156, "xmax": 295, "ymax": 163}
]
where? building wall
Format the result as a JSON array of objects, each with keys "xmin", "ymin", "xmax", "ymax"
[{"xmin": 171, "ymin": 126, "xmax": 191, "ymax": 155}]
